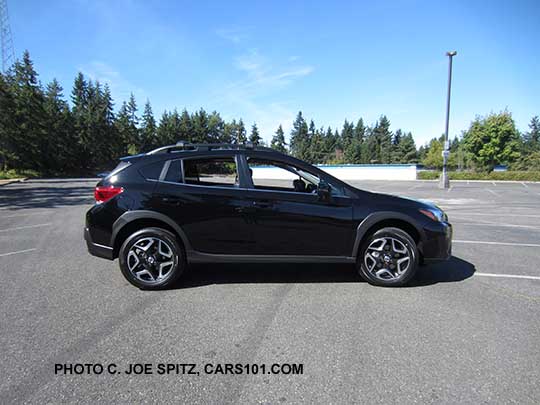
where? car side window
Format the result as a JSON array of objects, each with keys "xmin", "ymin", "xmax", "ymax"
[
  {"xmin": 247, "ymin": 158, "xmax": 322, "ymax": 194},
  {"xmin": 164, "ymin": 160, "xmax": 183, "ymax": 183},
  {"xmin": 138, "ymin": 161, "xmax": 164, "ymax": 180},
  {"xmin": 182, "ymin": 157, "xmax": 238, "ymax": 187}
]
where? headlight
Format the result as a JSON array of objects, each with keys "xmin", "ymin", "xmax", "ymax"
[{"xmin": 419, "ymin": 208, "xmax": 447, "ymax": 222}]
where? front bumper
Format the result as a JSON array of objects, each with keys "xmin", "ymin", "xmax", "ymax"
[
  {"xmin": 422, "ymin": 222, "xmax": 452, "ymax": 262},
  {"xmin": 84, "ymin": 227, "xmax": 114, "ymax": 260}
]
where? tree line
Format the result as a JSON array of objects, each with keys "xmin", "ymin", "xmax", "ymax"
[
  {"xmin": 1, "ymin": 51, "xmax": 538, "ymax": 175},
  {"xmin": 420, "ymin": 112, "xmax": 540, "ymax": 171}
]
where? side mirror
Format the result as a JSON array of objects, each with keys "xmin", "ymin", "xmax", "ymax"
[{"xmin": 317, "ymin": 180, "xmax": 331, "ymax": 202}]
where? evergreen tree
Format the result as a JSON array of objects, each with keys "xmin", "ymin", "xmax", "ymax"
[
  {"xmin": 115, "ymin": 94, "xmax": 140, "ymax": 155},
  {"xmin": 43, "ymin": 79, "xmax": 74, "ymax": 173},
  {"xmin": 340, "ymin": 119, "xmax": 354, "ymax": 150},
  {"xmin": 101, "ymin": 84, "xmax": 122, "ymax": 161},
  {"xmin": 322, "ymin": 127, "xmax": 336, "ymax": 163},
  {"xmin": 192, "ymin": 108, "xmax": 209, "ymax": 143},
  {"xmin": 271, "ymin": 124, "xmax": 287, "ymax": 153},
  {"xmin": 178, "ymin": 109, "xmax": 192, "ymax": 142},
  {"xmin": 289, "ymin": 111, "xmax": 309, "ymax": 161},
  {"xmin": 157, "ymin": 110, "xmax": 171, "ymax": 145},
  {"xmin": 236, "ymin": 119, "xmax": 247, "ymax": 143},
  {"xmin": 127, "ymin": 93, "xmax": 139, "ymax": 152},
  {"xmin": 344, "ymin": 118, "xmax": 365, "ymax": 163},
  {"xmin": 390, "ymin": 129, "xmax": 404, "ymax": 162},
  {"xmin": 398, "ymin": 132, "xmax": 417, "ymax": 163},
  {"xmin": 372, "ymin": 115, "xmax": 392, "ymax": 163},
  {"xmin": 362, "ymin": 126, "xmax": 379, "ymax": 163},
  {"xmin": 207, "ymin": 111, "xmax": 224, "ymax": 143},
  {"xmin": 71, "ymin": 72, "xmax": 90, "ymax": 167},
  {"xmin": 10, "ymin": 51, "xmax": 47, "ymax": 171},
  {"xmin": 249, "ymin": 123, "xmax": 262, "ymax": 145},
  {"xmin": 140, "ymin": 100, "xmax": 157, "ymax": 152},
  {"xmin": 523, "ymin": 116, "xmax": 540, "ymax": 151},
  {"xmin": 222, "ymin": 121, "xmax": 235, "ymax": 144},
  {"xmin": 310, "ymin": 126, "xmax": 326, "ymax": 163},
  {"xmin": 0, "ymin": 71, "xmax": 17, "ymax": 170}
]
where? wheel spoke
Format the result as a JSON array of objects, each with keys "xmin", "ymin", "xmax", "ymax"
[
  {"xmin": 158, "ymin": 261, "xmax": 174, "ymax": 279},
  {"xmin": 135, "ymin": 268, "xmax": 155, "ymax": 282},
  {"xmin": 365, "ymin": 253, "xmax": 378, "ymax": 271},
  {"xmin": 158, "ymin": 240, "xmax": 173, "ymax": 258},
  {"xmin": 375, "ymin": 268, "xmax": 395, "ymax": 279},
  {"xmin": 396, "ymin": 257, "xmax": 410, "ymax": 274}
]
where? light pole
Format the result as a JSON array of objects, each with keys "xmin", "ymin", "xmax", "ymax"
[{"xmin": 440, "ymin": 50, "xmax": 456, "ymax": 189}]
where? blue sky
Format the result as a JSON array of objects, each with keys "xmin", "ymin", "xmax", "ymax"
[{"xmin": 9, "ymin": 0, "xmax": 540, "ymax": 145}]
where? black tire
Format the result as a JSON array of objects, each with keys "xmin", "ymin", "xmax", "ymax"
[
  {"xmin": 357, "ymin": 227, "xmax": 419, "ymax": 287},
  {"xmin": 118, "ymin": 227, "xmax": 185, "ymax": 290}
]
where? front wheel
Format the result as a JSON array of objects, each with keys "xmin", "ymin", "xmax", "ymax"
[
  {"xmin": 357, "ymin": 227, "xmax": 418, "ymax": 287},
  {"xmin": 118, "ymin": 227, "xmax": 185, "ymax": 290}
]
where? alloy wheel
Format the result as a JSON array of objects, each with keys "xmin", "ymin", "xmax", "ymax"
[
  {"xmin": 363, "ymin": 236, "xmax": 411, "ymax": 281},
  {"xmin": 126, "ymin": 237, "xmax": 175, "ymax": 284}
]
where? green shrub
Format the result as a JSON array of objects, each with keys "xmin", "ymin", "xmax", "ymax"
[
  {"xmin": 0, "ymin": 169, "xmax": 39, "ymax": 180},
  {"xmin": 417, "ymin": 170, "xmax": 540, "ymax": 181},
  {"xmin": 417, "ymin": 171, "xmax": 440, "ymax": 180}
]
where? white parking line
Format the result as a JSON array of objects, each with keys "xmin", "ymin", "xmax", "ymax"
[
  {"xmin": 458, "ymin": 222, "xmax": 540, "ymax": 230},
  {"xmin": 475, "ymin": 272, "xmax": 540, "ymax": 281},
  {"xmin": 0, "ymin": 223, "xmax": 52, "ymax": 233},
  {"xmin": 454, "ymin": 240, "xmax": 540, "ymax": 248},
  {"xmin": 521, "ymin": 182, "xmax": 529, "ymax": 188},
  {"xmin": 0, "ymin": 248, "xmax": 36, "ymax": 257},
  {"xmin": 448, "ymin": 212, "xmax": 540, "ymax": 218},
  {"xmin": 0, "ymin": 211, "xmax": 49, "ymax": 219}
]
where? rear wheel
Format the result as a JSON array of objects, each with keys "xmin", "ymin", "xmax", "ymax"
[
  {"xmin": 357, "ymin": 227, "xmax": 418, "ymax": 287},
  {"xmin": 119, "ymin": 227, "xmax": 184, "ymax": 290}
]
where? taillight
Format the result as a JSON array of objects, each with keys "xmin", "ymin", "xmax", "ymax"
[{"xmin": 94, "ymin": 186, "xmax": 124, "ymax": 203}]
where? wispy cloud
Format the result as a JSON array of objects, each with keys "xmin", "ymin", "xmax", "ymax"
[
  {"xmin": 80, "ymin": 61, "xmax": 145, "ymax": 103},
  {"xmin": 224, "ymin": 49, "xmax": 314, "ymax": 98},
  {"xmin": 215, "ymin": 27, "xmax": 250, "ymax": 44},
  {"xmin": 211, "ymin": 49, "xmax": 314, "ymax": 140}
]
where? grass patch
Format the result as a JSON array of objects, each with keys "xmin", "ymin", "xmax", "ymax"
[
  {"xmin": 418, "ymin": 171, "xmax": 540, "ymax": 181},
  {"xmin": 0, "ymin": 169, "xmax": 40, "ymax": 180}
]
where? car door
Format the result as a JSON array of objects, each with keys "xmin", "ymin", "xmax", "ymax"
[
  {"xmin": 153, "ymin": 154, "xmax": 255, "ymax": 254},
  {"xmin": 243, "ymin": 154, "xmax": 355, "ymax": 257}
]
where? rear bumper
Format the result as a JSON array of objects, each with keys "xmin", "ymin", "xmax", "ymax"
[
  {"xmin": 422, "ymin": 222, "xmax": 452, "ymax": 262},
  {"xmin": 84, "ymin": 227, "xmax": 114, "ymax": 260}
]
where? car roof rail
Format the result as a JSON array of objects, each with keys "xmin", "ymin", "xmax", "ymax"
[{"xmin": 146, "ymin": 141, "xmax": 275, "ymax": 155}]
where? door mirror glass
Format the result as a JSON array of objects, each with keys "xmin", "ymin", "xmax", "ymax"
[{"xmin": 317, "ymin": 180, "xmax": 331, "ymax": 201}]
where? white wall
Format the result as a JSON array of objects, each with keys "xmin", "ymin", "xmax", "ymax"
[{"xmin": 251, "ymin": 164, "xmax": 417, "ymax": 181}]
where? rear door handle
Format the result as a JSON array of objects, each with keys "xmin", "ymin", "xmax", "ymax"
[{"xmin": 161, "ymin": 197, "xmax": 182, "ymax": 206}]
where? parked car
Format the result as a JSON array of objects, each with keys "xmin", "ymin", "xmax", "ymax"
[{"xmin": 85, "ymin": 142, "xmax": 452, "ymax": 289}]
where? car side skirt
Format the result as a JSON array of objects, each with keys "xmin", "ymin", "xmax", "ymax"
[{"xmin": 187, "ymin": 251, "xmax": 355, "ymax": 264}]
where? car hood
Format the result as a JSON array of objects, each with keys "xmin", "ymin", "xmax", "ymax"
[{"xmin": 366, "ymin": 191, "xmax": 442, "ymax": 211}]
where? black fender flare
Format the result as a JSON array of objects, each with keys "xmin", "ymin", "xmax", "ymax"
[
  {"xmin": 111, "ymin": 210, "xmax": 192, "ymax": 251},
  {"xmin": 351, "ymin": 211, "xmax": 425, "ymax": 258}
]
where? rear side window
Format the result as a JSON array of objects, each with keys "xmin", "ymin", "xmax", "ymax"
[
  {"xmin": 183, "ymin": 157, "xmax": 237, "ymax": 187},
  {"xmin": 138, "ymin": 161, "xmax": 164, "ymax": 180},
  {"xmin": 164, "ymin": 160, "xmax": 183, "ymax": 183},
  {"xmin": 106, "ymin": 161, "xmax": 131, "ymax": 179}
]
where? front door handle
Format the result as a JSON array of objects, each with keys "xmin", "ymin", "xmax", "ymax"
[{"xmin": 252, "ymin": 200, "xmax": 273, "ymax": 209}]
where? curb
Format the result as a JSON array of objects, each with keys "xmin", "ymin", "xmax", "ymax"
[{"xmin": 0, "ymin": 177, "xmax": 27, "ymax": 186}]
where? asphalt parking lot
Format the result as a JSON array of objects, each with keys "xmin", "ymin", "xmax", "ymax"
[{"xmin": 1, "ymin": 179, "xmax": 539, "ymax": 404}]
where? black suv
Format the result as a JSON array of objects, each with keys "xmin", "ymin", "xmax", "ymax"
[{"xmin": 85, "ymin": 142, "xmax": 452, "ymax": 289}]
